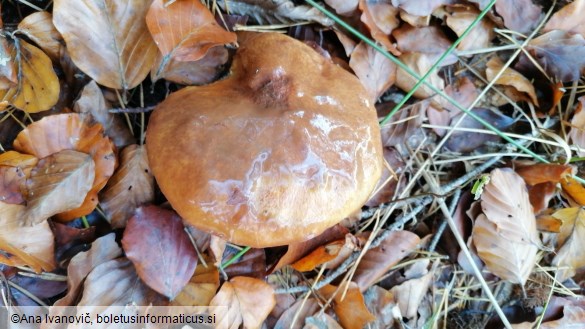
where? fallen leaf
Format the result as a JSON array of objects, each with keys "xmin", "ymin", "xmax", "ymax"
[
  {"xmin": 366, "ymin": 147, "xmax": 405, "ymax": 206},
  {"xmin": 122, "ymin": 205, "xmax": 198, "ymax": 299},
  {"xmin": 151, "ymin": 45, "xmax": 229, "ymax": 85},
  {"xmin": 320, "ymin": 283, "xmax": 376, "ymax": 329},
  {"xmin": 275, "ymin": 298, "xmax": 320, "ymax": 329},
  {"xmin": 495, "ymin": 0, "xmax": 542, "ymax": 34},
  {"xmin": 291, "ymin": 239, "xmax": 346, "ymax": 272},
  {"xmin": 543, "ymin": 0, "xmax": 585, "ymax": 37},
  {"xmin": 53, "ymin": 0, "xmax": 158, "ymax": 89},
  {"xmin": 325, "ymin": 0, "xmax": 358, "ymax": 15},
  {"xmin": 445, "ymin": 4, "xmax": 495, "ymax": 52},
  {"xmin": 0, "ymin": 36, "xmax": 17, "ymax": 89},
  {"xmin": 446, "ymin": 108, "xmax": 515, "ymax": 152},
  {"xmin": 173, "ymin": 255, "xmax": 220, "ymax": 307},
  {"xmin": 0, "ymin": 201, "xmax": 55, "ymax": 272},
  {"xmin": 303, "ymin": 314, "xmax": 343, "ymax": 329},
  {"xmin": 393, "ymin": 25, "xmax": 456, "ymax": 63},
  {"xmin": 223, "ymin": 247, "xmax": 267, "ymax": 279},
  {"xmin": 52, "ymin": 221, "xmax": 96, "ymax": 264},
  {"xmin": 569, "ymin": 97, "xmax": 585, "ymax": 156},
  {"xmin": 391, "ymin": 0, "xmax": 453, "ymax": 16},
  {"xmin": 427, "ymin": 76, "xmax": 479, "ymax": 135},
  {"xmin": 210, "ymin": 276, "xmax": 276, "ymax": 329},
  {"xmin": 389, "ymin": 267, "xmax": 433, "ymax": 322},
  {"xmin": 516, "ymin": 30, "xmax": 585, "ymax": 82},
  {"xmin": 359, "ymin": 0, "xmax": 400, "ymax": 54},
  {"xmin": 380, "ymin": 100, "xmax": 426, "ymax": 148},
  {"xmin": 217, "ymin": 0, "xmax": 333, "ymax": 26},
  {"xmin": 561, "ymin": 176, "xmax": 585, "ymax": 206},
  {"xmin": 535, "ymin": 214, "xmax": 562, "ymax": 233},
  {"xmin": 486, "ymin": 56, "xmax": 539, "ymax": 106},
  {"xmin": 0, "ymin": 151, "xmax": 38, "ymax": 204},
  {"xmin": 516, "ymin": 163, "xmax": 573, "ymax": 185},
  {"xmin": 146, "ymin": 0, "xmax": 236, "ymax": 73},
  {"xmin": 100, "ymin": 144, "xmax": 154, "ymax": 228},
  {"xmin": 473, "ymin": 168, "xmax": 539, "ymax": 284},
  {"xmin": 22, "ymin": 150, "xmax": 96, "ymax": 225},
  {"xmin": 0, "ymin": 38, "xmax": 59, "ymax": 113},
  {"xmin": 13, "ymin": 113, "xmax": 116, "ymax": 220},
  {"xmin": 17, "ymin": 11, "xmax": 64, "ymax": 61},
  {"xmin": 551, "ymin": 207, "xmax": 585, "ymax": 281},
  {"xmin": 395, "ymin": 52, "xmax": 445, "ymax": 103},
  {"xmin": 349, "ymin": 41, "xmax": 397, "ymax": 102},
  {"xmin": 353, "ymin": 230, "xmax": 421, "ymax": 291},
  {"xmin": 364, "ymin": 286, "xmax": 396, "ymax": 329},
  {"xmin": 528, "ymin": 182, "xmax": 558, "ymax": 214},
  {"xmin": 73, "ymin": 80, "xmax": 135, "ymax": 149}
]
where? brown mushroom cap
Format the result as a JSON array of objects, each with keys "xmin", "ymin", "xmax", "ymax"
[{"xmin": 146, "ymin": 32, "xmax": 383, "ymax": 247}]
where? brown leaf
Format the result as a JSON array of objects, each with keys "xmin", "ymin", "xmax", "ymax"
[
  {"xmin": 543, "ymin": 0, "xmax": 585, "ymax": 37},
  {"xmin": 353, "ymin": 230, "xmax": 420, "ymax": 291},
  {"xmin": 445, "ymin": 5, "xmax": 495, "ymax": 52},
  {"xmin": 146, "ymin": 0, "xmax": 236, "ymax": 66},
  {"xmin": 516, "ymin": 163, "xmax": 573, "ymax": 186},
  {"xmin": 364, "ymin": 286, "xmax": 396, "ymax": 328},
  {"xmin": 551, "ymin": 207, "xmax": 585, "ymax": 281},
  {"xmin": 217, "ymin": 0, "xmax": 333, "ymax": 26},
  {"xmin": 535, "ymin": 214, "xmax": 562, "ymax": 233},
  {"xmin": 22, "ymin": 150, "xmax": 96, "ymax": 225},
  {"xmin": 275, "ymin": 298, "xmax": 320, "ymax": 329},
  {"xmin": 0, "ymin": 36, "xmax": 17, "ymax": 89},
  {"xmin": 17, "ymin": 12, "xmax": 64, "ymax": 61},
  {"xmin": 291, "ymin": 239, "xmax": 346, "ymax": 272},
  {"xmin": 393, "ymin": 25, "xmax": 456, "ymax": 62},
  {"xmin": 349, "ymin": 41, "xmax": 397, "ymax": 102},
  {"xmin": 528, "ymin": 182, "xmax": 557, "ymax": 214},
  {"xmin": 13, "ymin": 113, "xmax": 116, "ymax": 220},
  {"xmin": 517, "ymin": 30, "xmax": 585, "ymax": 82},
  {"xmin": 391, "ymin": 0, "xmax": 453, "ymax": 16},
  {"xmin": 173, "ymin": 256, "xmax": 220, "ymax": 306},
  {"xmin": 223, "ymin": 248, "xmax": 267, "ymax": 279},
  {"xmin": 495, "ymin": 0, "xmax": 542, "ymax": 34},
  {"xmin": 395, "ymin": 52, "xmax": 444, "ymax": 103},
  {"xmin": 486, "ymin": 56, "xmax": 538, "ymax": 105},
  {"xmin": 210, "ymin": 276, "xmax": 276, "ymax": 329},
  {"xmin": 389, "ymin": 266, "xmax": 433, "ymax": 322},
  {"xmin": 366, "ymin": 147, "xmax": 405, "ymax": 206},
  {"xmin": 380, "ymin": 100, "xmax": 426, "ymax": 148},
  {"xmin": 100, "ymin": 144, "xmax": 154, "ymax": 228},
  {"xmin": 569, "ymin": 97, "xmax": 585, "ymax": 156},
  {"xmin": 122, "ymin": 205, "xmax": 198, "ymax": 299},
  {"xmin": 0, "ymin": 151, "xmax": 38, "ymax": 204},
  {"xmin": 320, "ymin": 282, "xmax": 376, "ymax": 329},
  {"xmin": 561, "ymin": 176, "xmax": 585, "ymax": 206},
  {"xmin": 359, "ymin": 0, "xmax": 400, "ymax": 54},
  {"xmin": 303, "ymin": 314, "xmax": 343, "ymax": 329},
  {"xmin": 0, "ymin": 201, "xmax": 55, "ymax": 272},
  {"xmin": 446, "ymin": 108, "xmax": 514, "ymax": 152},
  {"xmin": 0, "ymin": 38, "xmax": 59, "ymax": 113},
  {"xmin": 325, "ymin": 0, "xmax": 358, "ymax": 15},
  {"xmin": 473, "ymin": 168, "xmax": 539, "ymax": 284},
  {"xmin": 53, "ymin": 0, "xmax": 158, "ymax": 89},
  {"xmin": 151, "ymin": 45, "xmax": 229, "ymax": 85},
  {"xmin": 73, "ymin": 80, "xmax": 135, "ymax": 149}
]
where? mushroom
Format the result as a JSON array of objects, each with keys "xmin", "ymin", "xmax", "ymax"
[{"xmin": 146, "ymin": 32, "xmax": 383, "ymax": 247}]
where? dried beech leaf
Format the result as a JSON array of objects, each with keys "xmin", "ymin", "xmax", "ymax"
[
  {"xmin": 395, "ymin": 52, "xmax": 444, "ymax": 103},
  {"xmin": 173, "ymin": 256, "xmax": 220, "ymax": 307},
  {"xmin": 218, "ymin": 0, "xmax": 333, "ymax": 26},
  {"xmin": 486, "ymin": 56, "xmax": 538, "ymax": 105},
  {"xmin": 473, "ymin": 168, "xmax": 539, "ymax": 284},
  {"xmin": 393, "ymin": 25, "xmax": 456, "ymax": 63},
  {"xmin": 22, "ymin": 150, "xmax": 95, "ymax": 225},
  {"xmin": 146, "ymin": 0, "xmax": 236, "ymax": 66},
  {"xmin": 275, "ymin": 298, "xmax": 320, "ymax": 329},
  {"xmin": 359, "ymin": 0, "xmax": 400, "ymax": 54},
  {"xmin": 325, "ymin": 0, "xmax": 358, "ymax": 15},
  {"xmin": 569, "ymin": 97, "xmax": 585, "ymax": 156},
  {"xmin": 17, "ymin": 12, "xmax": 64, "ymax": 61},
  {"xmin": 561, "ymin": 177, "xmax": 585, "ymax": 206},
  {"xmin": 53, "ymin": 0, "xmax": 158, "ymax": 89},
  {"xmin": 551, "ymin": 207, "xmax": 585, "ymax": 281},
  {"xmin": 0, "ymin": 37, "xmax": 17, "ymax": 89},
  {"xmin": 53, "ymin": 233, "xmax": 122, "ymax": 307},
  {"xmin": 517, "ymin": 30, "xmax": 585, "ymax": 82},
  {"xmin": 0, "ymin": 39, "xmax": 59, "ymax": 113},
  {"xmin": 151, "ymin": 45, "xmax": 229, "ymax": 85},
  {"xmin": 0, "ymin": 201, "xmax": 55, "ymax": 272},
  {"xmin": 122, "ymin": 205, "xmax": 198, "ymax": 299},
  {"xmin": 0, "ymin": 151, "xmax": 38, "ymax": 204},
  {"xmin": 391, "ymin": 0, "xmax": 453, "ymax": 16},
  {"xmin": 528, "ymin": 182, "xmax": 557, "ymax": 214},
  {"xmin": 516, "ymin": 163, "xmax": 572, "ymax": 186},
  {"xmin": 495, "ymin": 0, "xmax": 542, "ymax": 34},
  {"xmin": 100, "ymin": 144, "xmax": 154, "ymax": 228},
  {"xmin": 74, "ymin": 80, "xmax": 135, "ymax": 149},
  {"xmin": 223, "ymin": 248, "xmax": 267, "ymax": 279},
  {"xmin": 210, "ymin": 276, "xmax": 276, "ymax": 329},
  {"xmin": 291, "ymin": 239, "xmax": 345, "ymax": 272},
  {"xmin": 353, "ymin": 230, "xmax": 420, "ymax": 291},
  {"xmin": 363, "ymin": 286, "xmax": 396, "ymax": 329},
  {"xmin": 304, "ymin": 314, "xmax": 343, "ymax": 329},
  {"xmin": 445, "ymin": 5, "xmax": 495, "ymax": 52},
  {"xmin": 349, "ymin": 41, "xmax": 396, "ymax": 102},
  {"xmin": 320, "ymin": 283, "xmax": 375, "ymax": 329},
  {"xmin": 389, "ymin": 268, "xmax": 433, "ymax": 321},
  {"xmin": 13, "ymin": 113, "xmax": 116, "ymax": 220},
  {"xmin": 543, "ymin": 0, "xmax": 585, "ymax": 37}
]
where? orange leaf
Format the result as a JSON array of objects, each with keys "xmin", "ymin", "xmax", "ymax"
[
  {"xmin": 146, "ymin": 0, "xmax": 236, "ymax": 63},
  {"xmin": 536, "ymin": 214, "xmax": 562, "ymax": 233},
  {"xmin": 516, "ymin": 163, "xmax": 573, "ymax": 185},
  {"xmin": 561, "ymin": 176, "xmax": 585, "ymax": 206},
  {"xmin": 13, "ymin": 113, "xmax": 116, "ymax": 220},
  {"xmin": 210, "ymin": 276, "xmax": 276, "ymax": 329},
  {"xmin": 358, "ymin": 0, "xmax": 400, "ymax": 55},
  {"xmin": 17, "ymin": 11, "xmax": 63, "ymax": 61},
  {"xmin": 291, "ymin": 239, "xmax": 345, "ymax": 272},
  {"xmin": 551, "ymin": 207, "xmax": 585, "ymax": 281},
  {"xmin": 53, "ymin": 0, "xmax": 158, "ymax": 89},
  {"xmin": 320, "ymin": 282, "xmax": 375, "ymax": 329}
]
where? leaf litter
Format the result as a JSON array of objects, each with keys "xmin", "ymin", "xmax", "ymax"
[{"xmin": 2, "ymin": 0, "xmax": 585, "ymax": 328}]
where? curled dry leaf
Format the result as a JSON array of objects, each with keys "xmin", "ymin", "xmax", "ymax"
[
  {"xmin": 353, "ymin": 230, "xmax": 421, "ymax": 291},
  {"xmin": 543, "ymin": 0, "xmax": 585, "ymax": 37},
  {"xmin": 217, "ymin": 0, "xmax": 334, "ymax": 26},
  {"xmin": 561, "ymin": 177, "xmax": 585, "ymax": 206},
  {"xmin": 210, "ymin": 276, "xmax": 276, "ymax": 329},
  {"xmin": 173, "ymin": 256, "xmax": 220, "ymax": 307},
  {"xmin": 0, "ymin": 38, "xmax": 59, "ymax": 113},
  {"xmin": 146, "ymin": 0, "xmax": 236, "ymax": 70},
  {"xmin": 551, "ymin": 207, "xmax": 585, "ymax": 281},
  {"xmin": 486, "ymin": 56, "xmax": 539, "ymax": 106},
  {"xmin": 122, "ymin": 205, "xmax": 198, "ymax": 300},
  {"xmin": 359, "ymin": 0, "xmax": 400, "ymax": 54},
  {"xmin": 151, "ymin": 45, "xmax": 229, "ymax": 85},
  {"xmin": 473, "ymin": 168, "xmax": 539, "ymax": 284},
  {"xmin": 495, "ymin": 0, "xmax": 542, "ymax": 35},
  {"xmin": 291, "ymin": 238, "xmax": 348, "ymax": 272},
  {"xmin": 0, "ymin": 201, "xmax": 55, "ymax": 272},
  {"xmin": 0, "ymin": 151, "xmax": 38, "ymax": 204},
  {"xmin": 516, "ymin": 30, "xmax": 585, "ymax": 82},
  {"xmin": 445, "ymin": 5, "xmax": 495, "ymax": 52},
  {"xmin": 320, "ymin": 283, "xmax": 376, "ymax": 329},
  {"xmin": 569, "ymin": 97, "xmax": 585, "ymax": 156},
  {"xmin": 100, "ymin": 144, "xmax": 154, "ymax": 228},
  {"xmin": 389, "ymin": 265, "xmax": 433, "ymax": 322},
  {"xmin": 349, "ymin": 41, "xmax": 397, "ymax": 102},
  {"xmin": 13, "ymin": 113, "xmax": 116, "ymax": 220},
  {"xmin": 53, "ymin": 0, "xmax": 158, "ymax": 89},
  {"xmin": 22, "ymin": 150, "xmax": 95, "ymax": 226},
  {"xmin": 17, "ymin": 11, "xmax": 64, "ymax": 61},
  {"xmin": 73, "ymin": 80, "xmax": 135, "ymax": 149}
]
